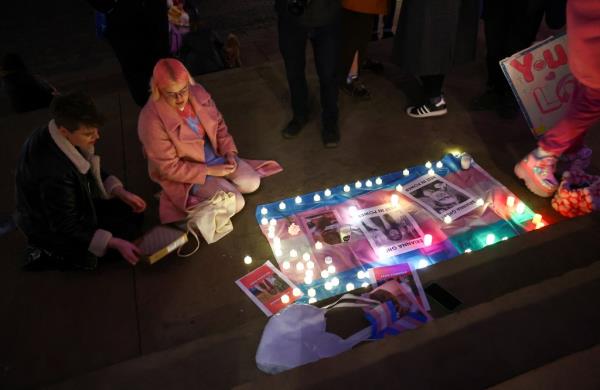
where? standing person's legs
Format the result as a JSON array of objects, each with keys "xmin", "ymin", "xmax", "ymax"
[
  {"xmin": 278, "ymin": 18, "xmax": 310, "ymax": 138},
  {"xmin": 406, "ymin": 74, "xmax": 447, "ymax": 118},
  {"xmin": 515, "ymin": 81, "xmax": 600, "ymax": 197},
  {"xmin": 420, "ymin": 74, "xmax": 445, "ymax": 100},
  {"xmin": 310, "ymin": 20, "xmax": 341, "ymax": 147},
  {"xmin": 339, "ymin": 9, "xmax": 373, "ymax": 99}
]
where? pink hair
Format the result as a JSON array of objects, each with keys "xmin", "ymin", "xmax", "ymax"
[{"xmin": 149, "ymin": 58, "xmax": 195, "ymax": 101}]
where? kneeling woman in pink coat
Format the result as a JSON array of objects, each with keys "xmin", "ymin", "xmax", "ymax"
[{"xmin": 138, "ymin": 58, "xmax": 261, "ymax": 224}]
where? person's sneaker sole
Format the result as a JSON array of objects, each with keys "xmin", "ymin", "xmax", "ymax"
[
  {"xmin": 406, "ymin": 107, "xmax": 448, "ymax": 118},
  {"xmin": 514, "ymin": 160, "xmax": 555, "ymax": 198}
]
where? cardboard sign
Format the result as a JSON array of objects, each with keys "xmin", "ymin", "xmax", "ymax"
[{"xmin": 501, "ymin": 34, "xmax": 576, "ymax": 137}]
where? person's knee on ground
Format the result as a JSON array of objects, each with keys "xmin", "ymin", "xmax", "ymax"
[{"xmin": 233, "ymin": 173, "xmax": 261, "ymax": 194}]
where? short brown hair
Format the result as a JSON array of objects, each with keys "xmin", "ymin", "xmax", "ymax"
[{"xmin": 50, "ymin": 91, "xmax": 105, "ymax": 132}]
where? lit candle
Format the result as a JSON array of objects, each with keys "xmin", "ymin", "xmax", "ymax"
[
  {"xmin": 365, "ymin": 180, "xmax": 373, "ymax": 187},
  {"xmin": 267, "ymin": 231, "xmax": 275, "ymax": 239},
  {"xmin": 269, "ymin": 218, "xmax": 277, "ymax": 226},
  {"xmin": 416, "ymin": 259, "xmax": 429, "ymax": 269},
  {"xmin": 292, "ymin": 288, "xmax": 301, "ymax": 297},
  {"xmin": 424, "ymin": 234, "xmax": 433, "ymax": 247},
  {"xmin": 425, "ymin": 161, "xmax": 432, "ymax": 169},
  {"xmin": 357, "ymin": 270, "xmax": 365, "ymax": 279},
  {"xmin": 476, "ymin": 198, "xmax": 485, "ymax": 207},
  {"xmin": 274, "ymin": 248, "xmax": 282, "ymax": 257},
  {"xmin": 506, "ymin": 196, "xmax": 515, "ymax": 208},
  {"xmin": 345, "ymin": 283, "xmax": 355, "ymax": 291},
  {"xmin": 502, "ymin": 236, "xmax": 508, "ymax": 241},
  {"xmin": 428, "ymin": 169, "xmax": 435, "ymax": 176},
  {"xmin": 390, "ymin": 193, "xmax": 399, "ymax": 206},
  {"xmin": 343, "ymin": 185, "xmax": 351, "ymax": 192},
  {"xmin": 436, "ymin": 161, "xmax": 443, "ymax": 169},
  {"xmin": 304, "ymin": 275, "xmax": 313, "ymax": 285},
  {"xmin": 324, "ymin": 281, "xmax": 333, "ymax": 291},
  {"xmin": 465, "ymin": 248, "xmax": 472, "ymax": 253},
  {"xmin": 243, "ymin": 255, "xmax": 252, "ymax": 265},
  {"xmin": 307, "ymin": 288, "xmax": 316, "ymax": 297},
  {"xmin": 273, "ymin": 236, "xmax": 281, "ymax": 246},
  {"xmin": 261, "ymin": 207, "xmax": 268, "ymax": 215},
  {"xmin": 281, "ymin": 294, "xmax": 290, "ymax": 304},
  {"xmin": 331, "ymin": 277, "xmax": 340, "ymax": 286},
  {"xmin": 308, "ymin": 297, "xmax": 317, "ymax": 304},
  {"xmin": 315, "ymin": 241, "xmax": 323, "ymax": 250},
  {"xmin": 306, "ymin": 261, "xmax": 315, "ymax": 270},
  {"xmin": 302, "ymin": 252, "xmax": 311, "ymax": 261},
  {"xmin": 324, "ymin": 188, "xmax": 332, "ymax": 197},
  {"xmin": 282, "ymin": 261, "xmax": 291, "ymax": 270},
  {"xmin": 327, "ymin": 265, "xmax": 336, "ymax": 274},
  {"xmin": 305, "ymin": 269, "xmax": 314, "ymax": 278},
  {"xmin": 532, "ymin": 213, "xmax": 542, "ymax": 225},
  {"xmin": 403, "ymin": 169, "xmax": 410, "ymax": 176},
  {"xmin": 324, "ymin": 256, "xmax": 333, "ymax": 264},
  {"xmin": 261, "ymin": 217, "xmax": 268, "ymax": 226},
  {"xmin": 355, "ymin": 181, "xmax": 362, "ymax": 189},
  {"xmin": 444, "ymin": 215, "xmax": 452, "ymax": 224},
  {"xmin": 296, "ymin": 262, "xmax": 305, "ymax": 271},
  {"xmin": 361, "ymin": 282, "xmax": 370, "ymax": 288},
  {"xmin": 349, "ymin": 206, "xmax": 358, "ymax": 216},
  {"xmin": 536, "ymin": 222, "xmax": 545, "ymax": 229},
  {"xmin": 289, "ymin": 249, "xmax": 298, "ymax": 258},
  {"xmin": 516, "ymin": 202, "xmax": 526, "ymax": 214},
  {"xmin": 278, "ymin": 202, "xmax": 286, "ymax": 210},
  {"xmin": 375, "ymin": 177, "xmax": 383, "ymax": 185},
  {"xmin": 295, "ymin": 196, "xmax": 302, "ymax": 204},
  {"xmin": 396, "ymin": 184, "xmax": 403, "ymax": 192},
  {"xmin": 313, "ymin": 194, "xmax": 321, "ymax": 202},
  {"xmin": 320, "ymin": 270, "xmax": 329, "ymax": 279},
  {"xmin": 486, "ymin": 233, "xmax": 495, "ymax": 245}
]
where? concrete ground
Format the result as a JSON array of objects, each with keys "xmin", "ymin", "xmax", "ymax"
[{"xmin": 1, "ymin": 4, "xmax": 600, "ymax": 389}]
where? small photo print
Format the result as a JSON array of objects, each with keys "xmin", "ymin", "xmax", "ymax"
[
  {"xmin": 303, "ymin": 209, "xmax": 343, "ymax": 246},
  {"xmin": 403, "ymin": 174, "xmax": 478, "ymax": 220}
]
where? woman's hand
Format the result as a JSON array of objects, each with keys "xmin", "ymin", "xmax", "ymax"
[
  {"xmin": 108, "ymin": 237, "xmax": 142, "ymax": 265},
  {"xmin": 113, "ymin": 187, "xmax": 147, "ymax": 213},
  {"xmin": 225, "ymin": 151, "xmax": 238, "ymax": 171},
  {"xmin": 207, "ymin": 163, "xmax": 236, "ymax": 177}
]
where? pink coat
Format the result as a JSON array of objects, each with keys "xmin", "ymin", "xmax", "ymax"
[{"xmin": 138, "ymin": 84, "xmax": 238, "ymax": 223}]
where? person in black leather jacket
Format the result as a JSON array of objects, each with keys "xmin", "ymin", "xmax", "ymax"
[{"xmin": 15, "ymin": 92, "xmax": 146, "ymax": 270}]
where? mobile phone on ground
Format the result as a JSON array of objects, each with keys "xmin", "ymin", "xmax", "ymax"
[{"xmin": 425, "ymin": 283, "xmax": 462, "ymax": 311}]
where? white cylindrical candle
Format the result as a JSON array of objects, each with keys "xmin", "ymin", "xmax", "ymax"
[
  {"xmin": 281, "ymin": 294, "xmax": 290, "ymax": 304},
  {"xmin": 403, "ymin": 169, "xmax": 410, "ymax": 176},
  {"xmin": 425, "ymin": 161, "xmax": 432, "ymax": 169},
  {"xmin": 444, "ymin": 215, "xmax": 452, "ymax": 224},
  {"xmin": 261, "ymin": 207, "xmax": 268, "ymax": 215},
  {"xmin": 506, "ymin": 195, "xmax": 515, "ymax": 208},
  {"xmin": 343, "ymin": 185, "xmax": 351, "ymax": 192},
  {"xmin": 324, "ymin": 188, "xmax": 332, "ymax": 197},
  {"xmin": 327, "ymin": 265, "xmax": 336, "ymax": 274},
  {"xmin": 424, "ymin": 234, "xmax": 433, "ymax": 246},
  {"xmin": 375, "ymin": 177, "xmax": 383, "ymax": 185},
  {"xmin": 313, "ymin": 194, "xmax": 321, "ymax": 202},
  {"xmin": 243, "ymin": 255, "xmax": 252, "ymax": 265},
  {"xmin": 278, "ymin": 202, "xmax": 286, "ymax": 210},
  {"xmin": 295, "ymin": 196, "xmax": 302, "ymax": 204},
  {"xmin": 345, "ymin": 283, "xmax": 355, "ymax": 291},
  {"xmin": 365, "ymin": 180, "xmax": 373, "ymax": 187}
]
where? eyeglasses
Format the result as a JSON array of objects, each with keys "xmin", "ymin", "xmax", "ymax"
[{"xmin": 163, "ymin": 85, "xmax": 189, "ymax": 99}]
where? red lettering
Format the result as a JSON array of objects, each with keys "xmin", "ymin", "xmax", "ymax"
[
  {"xmin": 510, "ymin": 53, "xmax": 534, "ymax": 82},
  {"xmin": 543, "ymin": 44, "xmax": 567, "ymax": 69}
]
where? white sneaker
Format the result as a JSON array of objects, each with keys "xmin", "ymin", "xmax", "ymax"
[{"xmin": 407, "ymin": 96, "xmax": 448, "ymax": 118}]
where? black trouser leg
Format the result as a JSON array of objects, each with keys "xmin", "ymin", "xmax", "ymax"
[
  {"xmin": 278, "ymin": 19, "xmax": 310, "ymax": 121},
  {"xmin": 339, "ymin": 9, "xmax": 374, "ymax": 82},
  {"xmin": 420, "ymin": 74, "xmax": 445, "ymax": 99},
  {"xmin": 310, "ymin": 21, "xmax": 340, "ymax": 128},
  {"xmin": 94, "ymin": 198, "xmax": 144, "ymax": 242}
]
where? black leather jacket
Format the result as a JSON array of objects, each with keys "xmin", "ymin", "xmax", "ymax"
[{"xmin": 15, "ymin": 126, "xmax": 106, "ymax": 254}]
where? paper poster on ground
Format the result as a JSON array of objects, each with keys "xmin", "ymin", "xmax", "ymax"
[
  {"xmin": 367, "ymin": 263, "xmax": 430, "ymax": 311},
  {"xmin": 236, "ymin": 261, "xmax": 302, "ymax": 316},
  {"xmin": 403, "ymin": 174, "xmax": 478, "ymax": 221},
  {"xmin": 356, "ymin": 204, "xmax": 425, "ymax": 258}
]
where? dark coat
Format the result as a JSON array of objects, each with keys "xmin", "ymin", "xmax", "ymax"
[
  {"xmin": 392, "ymin": 0, "xmax": 480, "ymax": 76},
  {"xmin": 15, "ymin": 126, "xmax": 107, "ymax": 256}
]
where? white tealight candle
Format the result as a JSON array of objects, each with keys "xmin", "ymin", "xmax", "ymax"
[
  {"xmin": 361, "ymin": 282, "xmax": 370, "ymax": 288},
  {"xmin": 375, "ymin": 177, "xmax": 383, "ymax": 185},
  {"xmin": 261, "ymin": 217, "xmax": 268, "ymax": 226},
  {"xmin": 516, "ymin": 202, "xmax": 526, "ymax": 214},
  {"xmin": 292, "ymin": 288, "xmax": 301, "ymax": 297},
  {"xmin": 345, "ymin": 283, "xmax": 355, "ymax": 292},
  {"xmin": 390, "ymin": 194, "xmax": 399, "ymax": 206},
  {"xmin": 289, "ymin": 249, "xmax": 298, "ymax": 258},
  {"xmin": 307, "ymin": 288, "xmax": 316, "ymax": 297},
  {"xmin": 327, "ymin": 265, "xmax": 336, "ymax": 274},
  {"xmin": 396, "ymin": 184, "xmax": 403, "ymax": 192},
  {"xmin": 424, "ymin": 234, "xmax": 433, "ymax": 247},
  {"xmin": 308, "ymin": 297, "xmax": 317, "ymax": 304},
  {"xmin": 281, "ymin": 294, "xmax": 290, "ymax": 304},
  {"xmin": 295, "ymin": 196, "xmax": 302, "ymax": 204},
  {"xmin": 269, "ymin": 218, "xmax": 277, "ymax": 226},
  {"xmin": 348, "ymin": 206, "xmax": 358, "ymax": 216},
  {"xmin": 502, "ymin": 236, "xmax": 508, "ymax": 241},
  {"xmin": 403, "ymin": 169, "xmax": 410, "ymax": 176},
  {"xmin": 243, "ymin": 255, "xmax": 252, "ymax": 265},
  {"xmin": 357, "ymin": 270, "xmax": 365, "ymax": 279},
  {"xmin": 313, "ymin": 194, "xmax": 321, "ymax": 202},
  {"xmin": 306, "ymin": 261, "xmax": 315, "ymax": 270},
  {"xmin": 282, "ymin": 261, "xmax": 291, "ymax": 270},
  {"xmin": 506, "ymin": 196, "xmax": 515, "ymax": 208},
  {"xmin": 324, "ymin": 188, "xmax": 332, "ymax": 197},
  {"xmin": 428, "ymin": 169, "xmax": 435, "ymax": 176},
  {"xmin": 324, "ymin": 256, "xmax": 333, "ymax": 264},
  {"xmin": 305, "ymin": 269, "xmax": 314, "ymax": 278},
  {"xmin": 532, "ymin": 213, "xmax": 542, "ymax": 225},
  {"xmin": 274, "ymin": 248, "xmax": 283, "ymax": 257},
  {"xmin": 343, "ymin": 185, "xmax": 351, "ymax": 192},
  {"xmin": 355, "ymin": 181, "xmax": 362, "ymax": 189},
  {"xmin": 296, "ymin": 262, "xmax": 305, "ymax": 271},
  {"xmin": 425, "ymin": 161, "xmax": 432, "ymax": 169},
  {"xmin": 304, "ymin": 276, "xmax": 313, "ymax": 285},
  {"xmin": 465, "ymin": 248, "xmax": 472, "ymax": 253},
  {"xmin": 324, "ymin": 281, "xmax": 333, "ymax": 291},
  {"xmin": 436, "ymin": 161, "xmax": 443, "ymax": 169},
  {"xmin": 331, "ymin": 277, "xmax": 340, "ymax": 286},
  {"xmin": 416, "ymin": 259, "xmax": 429, "ymax": 269},
  {"xmin": 278, "ymin": 202, "xmax": 286, "ymax": 210},
  {"xmin": 365, "ymin": 180, "xmax": 373, "ymax": 188},
  {"xmin": 302, "ymin": 252, "xmax": 311, "ymax": 261},
  {"xmin": 476, "ymin": 198, "xmax": 485, "ymax": 207},
  {"xmin": 315, "ymin": 241, "xmax": 323, "ymax": 250},
  {"xmin": 267, "ymin": 231, "xmax": 275, "ymax": 239},
  {"xmin": 261, "ymin": 207, "xmax": 268, "ymax": 215},
  {"xmin": 486, "ymin": 233, "xmax": 496, "ymax": 245},
  {"xmin": 444, "ymin": 215, "xmax": 452, "ymax": 224},
  {"xmin": 320, "ymin": 270, "xmax": 329, "ymax": 279}
]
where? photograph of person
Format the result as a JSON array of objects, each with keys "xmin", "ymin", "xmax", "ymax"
[
  {"xmin": 361, "ymin": 212, "xmax": 420, "ymax": 247},
  {"xmin": 304, "ymin": 210, "xmax": 343, "ymax": 245},
  {"xmin": 410, "ymin": 180, "xmax": 470, "ymax": 215},
  {"xmin": 249, "ymin": 274, "xmax": 289, "ymax": 301}
]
